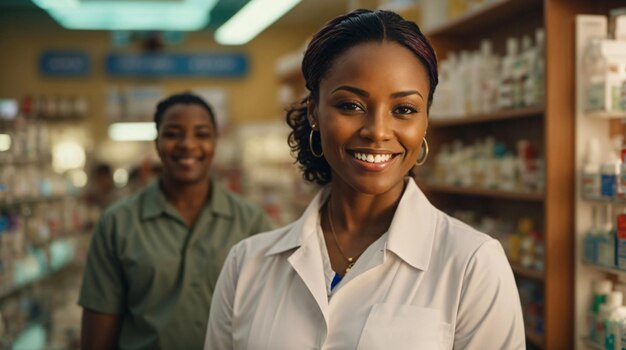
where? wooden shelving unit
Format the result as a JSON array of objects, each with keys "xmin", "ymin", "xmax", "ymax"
[
  {"xmin": 423, "ymin": 0, "xmax": 579, "ymax": 348},
  {"xmin": 582, "ymin": 338, "xmax": 603, "ymax": 350},
  {"xmin": 424, "ymin": 0, "xmax": 543, "ymax": 37},
  {"xmin": 417, "ymin": 181, "xmax": 545, "ymax": 202},
  {"xmin": 526, "ymin": 328, "xmax": 545, "ymax": 348},
  {"xmin": 430, "ymin": 106, "xmax": 544, "ymax": 128},
  {"xmin": 582, "ymin": 263, "xmax": 626, "ymax": 280}
]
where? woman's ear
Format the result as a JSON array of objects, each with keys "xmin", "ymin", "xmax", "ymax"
[{"xmin": 307, "ymin": 98, "xmax": 318, "ymax": 130}]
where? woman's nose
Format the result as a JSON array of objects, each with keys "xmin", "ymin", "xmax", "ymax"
[{"xmin": 359, "ymin": 108, "xmax": 393, "ymax": 143}]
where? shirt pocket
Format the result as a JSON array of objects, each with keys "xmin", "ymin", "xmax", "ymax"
[{"xmin": 357, "ymin": 304, "xmax": 452, "ymax": 350}]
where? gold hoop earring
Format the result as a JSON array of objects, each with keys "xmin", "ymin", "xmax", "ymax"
[
  {"xmin": 309, "ymin": 125, "xmax": 323, "ymax": 158},
  {"xmin": 415, "ymin": 138, "xmax": 429, "ymax": 166}
]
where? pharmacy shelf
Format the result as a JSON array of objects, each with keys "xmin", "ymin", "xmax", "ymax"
[
  {"xmin": 581, "ymin": 196, "xmax": 626, "ymax": 205},
  {"xmin": 582, "ymin": 338, "xmax": 603, "ymax": 350},
  {"xmin": 424, "ymin": 0, "xmax": 542, "ymax": 37},
  {"xmin": 0, "ymin": 194, "xmax": 70, "ymax": 207},
  {"xmin": 0, "ymin": 261, "xmax": 77, "ymax": 301},
  {"xmin": 582, "ymin": 263, "xmax": 626, "ymax": 279},
  {"xmin": 429, "ymin": 106, "xmax": 544, "ymax": 128},
  {"xmin": 526, "ymin": 328, "xmax": 545, "ymax": 348},
  {"xmin": 417, "ymin": 181, "xmax": 545, "ymax": 202},
  {"xmin": 0, "ymin": 155, "xmax": 53, "ymax": 166},
  {"xmin": 511, "ymin": 262, "xmax": 545, "ymax": 281}
]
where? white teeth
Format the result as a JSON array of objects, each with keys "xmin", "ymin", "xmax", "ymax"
[
  {"xmin": 353, "ymin": 152, "xmax": 392, "ymax": 164},
  {"xmin": 177, "ymin": 158, "xmax": 197, "ymax": 166}
]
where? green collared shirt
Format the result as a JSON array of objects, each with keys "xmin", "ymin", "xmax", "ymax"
[{"xmin": 78, "ymin": 179, "xmax": 274, "ymax": 350}]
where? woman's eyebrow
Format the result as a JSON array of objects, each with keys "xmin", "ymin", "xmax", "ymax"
[
  {"xmin": 391, "ymin": 90, "xmax": 423, "ymax": 100},
  {"xmin": 331, "ymin": 85, "xmax": 369, "ymax": 97}
]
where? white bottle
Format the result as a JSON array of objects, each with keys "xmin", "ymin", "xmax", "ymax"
[
  {"xmin": 459, "ymin": 51, "xmax": 472, "ymax": 116},
  {"xmin": 499, "ymin": 37, "xmax": 519, "ymax": 109},
  {"xmin": 597, "ymin": 204, "xmax": 615, "ymax": 267},
  {"xmin": 478, "ymin": 40, "xmax": 500, "ymax": 113},
  {"xmin": 531, "ymin": 28, "xmax": 546, "ymax": 106},
  {"xmin": 582, "ymin": 137, "xmax": 602, "ymax": 199},
  {"xmin": 588, "ymin": 279, "xmax": 613, "ymax": 342},
  {"xmin": 598, "ymin": 291, "xmax": 623, "ymax": 343},
  {"xmin": 582, "ymin": 37, "xmax": 606, "ymax": 113},
  {"xmin": 606, "ymin": 306, "xmax": 626, "ymax": 349},
  {"xmin": 518, "ymin": 35, "xmax": 533, "ymax": 108}
]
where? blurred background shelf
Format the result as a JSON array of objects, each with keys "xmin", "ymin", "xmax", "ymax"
[
  {"xmin": 417, "ymin": 181, "xmax": 545, "ymax": 202},
  {"xmin": 430, "ymin": 106, "xmax": 544, "ymax": 128},
  {"xmin": 425, "ymin": 0, "xmax": 543, "ymax": 37}
]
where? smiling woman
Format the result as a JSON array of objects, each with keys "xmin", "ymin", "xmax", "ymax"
[{"xmin": 205, "ymin": 9, "xmax": 526, "ymax": 350}]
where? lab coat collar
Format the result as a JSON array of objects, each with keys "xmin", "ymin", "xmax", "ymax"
[
  {"xmin": 265, "ymin": 188, "xmax": 329, "ymax": 256},
  {"xmin": 386, "ymin": 178, "xmax": 438, "ymax": 271},
  {"xmin": 266, "ymin": 177, "xmax": 437, "ymax": 271}
]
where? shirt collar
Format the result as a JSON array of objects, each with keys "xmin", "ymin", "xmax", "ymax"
[
  {"xmin": 266, "ymin": 178, "xmax": 438, "ymax": 271},
  {"xmin": 385, "ymin": 177, "xmax": 438, "ymax": 271},
  {"xmin": 266, "ymin": 187, "xmax": 329, "ymax": 256},
  {"xmin": 140, "ymin": 178, "xmax": 233, "ymax": 220}
]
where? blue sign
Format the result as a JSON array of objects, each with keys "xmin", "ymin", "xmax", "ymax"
[
  {"xmin": 39, "ymin": 51, "xmax": 90, "ymax": 76},
  {"xmin": 105, "ymin": 53, "xmax": 248, "ymax": 77}
]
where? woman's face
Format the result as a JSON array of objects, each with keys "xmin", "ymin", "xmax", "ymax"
[
  {"xmin": 156, "ymin": 103, "xmax": 216, "ymax": 185},
  {"xmin": 309, "ymin": 41, "xmax": 430, "ymax": 195}
]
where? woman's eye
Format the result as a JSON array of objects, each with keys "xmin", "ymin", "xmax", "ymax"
[
  {"xmin": 162, "ymin": 131, "xmax": 180, "ymax": 138},
  {"xmin": 394, "ymin": 105, "xmax": 418, "ymax": 115},
  {"xmin": 337, "ymin": 102, "xmax": 363, "ymax": 111},
  {"xmin": 196, "ymin": 132, "xmax": 212, "ymax": 139}
]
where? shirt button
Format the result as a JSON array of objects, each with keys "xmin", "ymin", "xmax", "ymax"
[{"xmin": 195, "ymin": 320, "xmax": 204, "ymax": 328}]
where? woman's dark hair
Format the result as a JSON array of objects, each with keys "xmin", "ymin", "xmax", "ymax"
[
  {"xmin": 154, "ymin": 92, "xmax": 217, "ymax": 132},
  {"xmin": 286, "ymin": 9, "xmax": 439, "ymax": 185}
]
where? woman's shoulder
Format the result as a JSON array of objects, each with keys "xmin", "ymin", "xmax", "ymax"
[
  {"xmin": 229, "ymin": 222, "xmax": 299, "ymax": 260},
  {"xmin": 433, "ymin": 210, "xmax": 501, "ymax": 262}
]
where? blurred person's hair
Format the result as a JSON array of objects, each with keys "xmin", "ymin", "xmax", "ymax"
[{"xmin": 154, "ymin": 92, "xmax": 217, "ymax": 132}]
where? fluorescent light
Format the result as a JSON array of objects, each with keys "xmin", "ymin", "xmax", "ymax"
[
  {"xmin": 109, "ymin": 122, "xmax": 157, "ymax": 141},
  {"xmin": 31, "ymin": 0, "xmax": 217, "ymax": 31},
  {"xmin": 52, "ymin": 140, "xmax": 86, "ymax": 172},
  {"xmin": 0, "ymin": 134, "xmax": 10, "ymax": 152},
  {"xmin": 215, "ymin": 0, "xmax": 302, "ymax": 45}
]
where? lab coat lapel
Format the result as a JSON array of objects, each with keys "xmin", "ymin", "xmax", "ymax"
[{"xmin": 286, "ymin": 189, "xmax": 330, "ymax": 329}]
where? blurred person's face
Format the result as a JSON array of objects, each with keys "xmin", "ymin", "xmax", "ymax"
[
  {"xmin": 308, "ymin": 41, "xmax": 430, "ymax": 196},
  {"xmin": 155, "ymin": 103, "xmax": 216, "ymax": 185}
]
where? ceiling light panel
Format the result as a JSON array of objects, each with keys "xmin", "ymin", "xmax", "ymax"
[
  {"xmin": 32, "ymin": 0, "xmax": 219, "ymax": 31},
  {"xmin": 215, "ymin": 0, "xmax": 301, "ymax": 45}
]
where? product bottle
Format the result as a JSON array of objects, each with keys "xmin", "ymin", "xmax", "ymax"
[
  {"xmin": 478, "ymin": 39, "xmax": 500, "ymax": 113},
  {"xmin": 517, "ymin": 35, "xmax": 532, "ymax": 108},
  {"xmin": 499, "ymin": 37, "xmax": 519, "ymax": 110},
  {"xmin": 616, "ymin": 206, "xmax": 626, "ymax": 270},
  {"xmin": 601, "ymin": 153, "xmax": 622, "ymax": 199},
  {"xmin": 590, "ymin": 280, "xmax": 613, "ymax": 342},
  {"xmin": 583, "ymin": 37, "xmax": 607, "ymax": 113},
  {"xmin": 459, "ymin": 51, "xmax": 472, "ymax": 116},
  {"xmin": 598, "ymin": 204, "xmax": 616, "ymax": 267},
  {"xmin": 533, "ymin": 28, "xmax": 546, "ymax": 106},
  {"xmin": 585, "ymin": 205, "xmax": 600, "ymax": 264},
  {"xmin": 605, "ymin": 306, "xmax": 626, "ymax": 349},
  {"xmin": 583, "ymin": 138, "xmax": 602, "ymax": 199},
  {"xmin": 598, "ymin": 291, "xmax": 623, "ymax": 343},
  {"xmin": 618, "ymin": 146, "xmax": 626, "ymax": 199}
]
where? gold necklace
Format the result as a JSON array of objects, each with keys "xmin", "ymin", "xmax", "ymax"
[{"xmin": 327, "ymin": 201, "xmax": 356, "ymax": 274}]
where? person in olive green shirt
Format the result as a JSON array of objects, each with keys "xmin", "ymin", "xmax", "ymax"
[{"xmin": 79, "ymin": 92, "xmax": 274, "ymax": 350}]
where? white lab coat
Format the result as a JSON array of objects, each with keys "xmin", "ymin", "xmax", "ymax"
[{"xmin": 205, "ymin": 178, "xmax": 525, "ymax": 350}]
